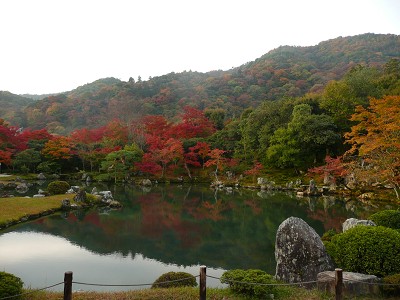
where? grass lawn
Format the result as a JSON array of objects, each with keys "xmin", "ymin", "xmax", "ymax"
[
  {"xmin": 0, "ymin": 194, "xmax": 75, "ymax": 226},
  {"xmin": 20, "ymin": 286, "xmax": 335, "ymax": 300},
  {"xmin": 20, "ymin": 286, "xmax": 396, "ymax": 300}
]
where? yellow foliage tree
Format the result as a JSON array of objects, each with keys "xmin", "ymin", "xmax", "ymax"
[{"xmin": 344, "ymin": 95, "xmax": 400, "ymax": 198}]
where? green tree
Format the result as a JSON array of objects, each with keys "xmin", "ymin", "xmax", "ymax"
[
  {"xmin": 12, "ymin": 149, "xmax": 42, "ymax": 173},
  {"xmin": 101, "ymin": 144, "xmax": 143, "ymax": 183},
  {"xmin": 266, "ymin": 104, "xmax": 339, "ymax": 169}
]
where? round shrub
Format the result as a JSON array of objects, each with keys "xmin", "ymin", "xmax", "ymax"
[
  {"xmin": 47, "ymin": 181, "xmax": 70, "ymax": 195},
  {"xmin": 220, "ymin": 269, "xmax": 277, "ymax": 298},
  {"xmin": 369, "ymin": 210, "xmax": 400, "ymax": 229},
  {"xmin": 151, "ymin": 271, "xmax": 197, "ymax": 288},
  {"xmin": 0, "ymin": 271, "xmax": 23, "ymax": 299},
  {"xmin": 326, "ymin": 226, "xmax": 400, "ymax": 277}
]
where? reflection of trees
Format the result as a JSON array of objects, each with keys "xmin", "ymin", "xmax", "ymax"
[{"xmin": 14, "ymin": 185, "xmax": 364, "ymax": 274}]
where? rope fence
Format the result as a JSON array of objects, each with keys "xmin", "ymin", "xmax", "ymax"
[{"xmin": 1, "ymin": 267, "xmax": 400, "ymax": 300}]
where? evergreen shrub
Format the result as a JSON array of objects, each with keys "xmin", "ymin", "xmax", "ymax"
[
  {"xmin": 47, "ymin": 181, "xmax": 70, "ymax": 195},
  {"xmin": 151, "ymin": 271, "xmax": 197, "ymax": 288},
  {"xmin": 369, "ymin": 210, "xmax": 400, "ymax": 229},
  {"xmin": 0, "ymin": 271, "xmax": 23, "ymax": 300},
  {"xmin": 326, "ymin": 226, "xmax": 400, "ymax": 277},
  {"xmin": 220, "ymin": 269, "xmax": 277, "ymax": 298}
]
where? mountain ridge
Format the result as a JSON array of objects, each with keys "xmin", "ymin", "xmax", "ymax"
[{"xmin": 1, "ymin": 33, "xmax": 399, "ymax": 133}]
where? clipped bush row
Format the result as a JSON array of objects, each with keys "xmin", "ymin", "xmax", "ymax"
[
  {"xmin": 221, "ymin": 269, "xmax": 277, "ymax": 298},
  {"xmin": 152, "ymin": 271, "xmax": 197, "ymax": 288},
  {"xmin": 325, "ymin": 225, "xmax": 400, "ymax": 277},
  {"xmin": 47, "ymin": 180, "xmax": 70, "ymax": 195},
  {"xmin": 0, "ymin": 272, "xmax": 23, "ymax": 300},
  {"xmin": 368, "ymin": 209, "xmax": 400, "ymax": 230}
]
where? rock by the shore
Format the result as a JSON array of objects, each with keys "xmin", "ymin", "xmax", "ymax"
[
  {"xmin": 141, "ymin": 179, "xmax": 152, "ymax": 186},
  {"xmin": 275, "ymin": 217, "xmax": 334, "ymax": 283},
  {"xmin": 317, "ymin": 271, "xmax": 380, "ymax": 296},
  {"xmin": 342, "ymin": 218, "xmax": 376, "ymax": 232},
  {"xmin": 37, "ymin": 173, "xmax": 46, "ymax": 180}
]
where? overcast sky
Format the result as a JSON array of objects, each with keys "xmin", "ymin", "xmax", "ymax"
[{"xmin": 1, "ymin": 0, "xmax": 399, "ymax": 95}]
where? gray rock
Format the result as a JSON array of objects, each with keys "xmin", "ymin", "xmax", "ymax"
[
  {"xmin": 257, "ymin": 177, "xmax": 268, "ymax": 185},
  {"xmin": 342, "ymin": 218, "xmax": 376, "ymax": 232},
  {"xmin": 67, "ymin": 186, "xmax": 80, "ymax": 194},
  {"xmin": 33, "ymin": 194, "xmax": 45, "ymax": 198},
  {"xmin": 15, "ymin": 183, "xmax": 29, "ymax": 193},
  {"xmin": 61, "ymin": 199, "xmax": 71, "ymax": 209},
  {"xmin": 98, "ymin": 191, "xmax": 113, "ymax": 201},
  {"xmin": 74, "ymin": 188, "xmax": 87, "ymax": 202},
  {"xmin": 37, "ymin": 173, "xmax": 46, "ymax": 180},
  {"xmin": 141, "ymin": 179, "xmax": 152, "ymax": 186},
  {"xmin": 317, "ymin": 271, "xmax": 380, "ymax": 296},
  {"xmin": 275, "ymin": 217, "xmax": 334, "ymax": 283}
]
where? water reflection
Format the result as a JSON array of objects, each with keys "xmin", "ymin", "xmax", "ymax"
[
  {"xmin": 0, "ymin": 231, "xmax": 224, "ymax": 291},
  {"xmin": 0, "ymin": 184, "xmax": 385, "ymax": 291}
]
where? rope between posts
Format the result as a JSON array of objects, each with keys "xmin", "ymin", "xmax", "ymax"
[
  {"xmin": 72, "ymin": 275, "xmax": 200, "ymax": 287},
  {"xmin": 206, "ymin": 274, "xmax": 318, "ymax": 286},
  {"xmin": 0, "ymin": 281, "xmax": 64, "ymax": 300},
  {"xmin": 326, "ymin": 274, "xmax": 400, "ymax": 286}
]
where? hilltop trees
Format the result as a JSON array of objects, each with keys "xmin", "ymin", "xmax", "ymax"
[{"xmin": 0, "ymin": 49, "xmax": 399, "ymax": 188}]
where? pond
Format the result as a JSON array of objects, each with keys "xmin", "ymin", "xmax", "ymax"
[{"xmin": 0, "ymin": 183, "xmax": 383, "ymax": 291}]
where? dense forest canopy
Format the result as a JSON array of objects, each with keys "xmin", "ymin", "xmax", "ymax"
[
  {"xmin": 1, "ymin": 33, "xmax": 399, "ymax": 133},
  {"xmin": 1, "ymin": 33, "xmax": 400, "ymax": 197}
]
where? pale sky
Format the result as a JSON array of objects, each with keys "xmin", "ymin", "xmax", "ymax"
[{"xmin": 1, "ymin": 0, "xmax": 399, "ymax": 95}]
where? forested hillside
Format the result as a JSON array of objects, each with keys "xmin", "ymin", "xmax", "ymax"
[
  {"xmin": 4, "ymin": 33, "xmax": 399, "ymax": 134},
  {"xmin": 1, "ymin": 33, "xmax": 400, "ymax": 197}
]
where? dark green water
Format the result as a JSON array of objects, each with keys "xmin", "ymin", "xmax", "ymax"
[{"xmin": 0, "ymin": 184, "xmax": 380, "ymax": 291}]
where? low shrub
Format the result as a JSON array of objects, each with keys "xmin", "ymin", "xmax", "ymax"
[
  {"xmin": 0, "ymin": 271, "xmax": 23, "ymax": 300},
  {"xmin": 220, "ymin": 269, "xmax": 277, "ymax": 298},
  {"xmin": 321, "ymin": 229, "xmax": 337, "ymax": 242},
  {"xmin": 369, "ymin": 209, "xmax": 400, "ymax": 229},
  {"xmin": 47, "ymin": 181, "xmax": 70, "ymax": 195},
  {"xmin": 326, "ymin": 226, "xmax": 400, "ymax": 277},
  {"xmin": 151, "ymin": 272, "xmax": 197, "ymax": 288},
  {"xmin": 381, "ymin": 273, "xmax": 400, "ymax": 296}
]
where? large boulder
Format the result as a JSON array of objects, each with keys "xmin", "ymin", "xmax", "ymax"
[
  {"xmin": 342, "ymin": 218, "xmax": 376, "ymax": 232},
  {"xmin": 317, "ymin": 271, "xmax": 380, "ymax": 296},
  {"xmin": 275, "ymin": 217, "xmax": 334, "ymax": 283}
]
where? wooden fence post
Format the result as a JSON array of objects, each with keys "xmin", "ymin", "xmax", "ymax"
[
  {"xmin": 200, "ymin": 266, "xmax": 206, "ymax": 300},
  {"xmin": 64, "ymin": 271, "xmax": 73, "ymax": 300},
  {"xmin": 335, "ymin": 268, "xmax": 343, "ymax": 300}
]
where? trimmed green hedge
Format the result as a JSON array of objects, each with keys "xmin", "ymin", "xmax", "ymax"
[
  {"xmin": 369, "ymin": 210, "xmax": 400, "ymax": 229},
  {"xmin": 326, "ymin": 226, "xmax": 400, "ymax": 277},
  {"xmin": 221, "ymin": 269, "xmax": 277, "ymax": 298},
  {"xmin": 151, "ymin": 272, "xmax": 197, "ymax": 288},
  {"xmin": 47, "ymin": 181, "xmax": 70, "ymax": 195},
  {"xmin": 0, "ymin": 272, "xmax": 23, "ymax": 300}
]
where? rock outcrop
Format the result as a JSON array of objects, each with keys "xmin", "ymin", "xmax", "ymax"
[
  {"xmin": 317, "ymin": 271, "xmax": 380, "ymax": 296},
  {"xmin": 275, "ymin": 217, "xmax": 334, "ymax": 283}
]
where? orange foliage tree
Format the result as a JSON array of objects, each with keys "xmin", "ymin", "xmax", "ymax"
[{"xmin": 344, "ymin": 95, "xmax": 400, "ymax": 198}]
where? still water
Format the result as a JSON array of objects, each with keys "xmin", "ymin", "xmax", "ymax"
[{"xmin": 0, "ymin": 183, "xmax": 381, "ymax": 291}]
